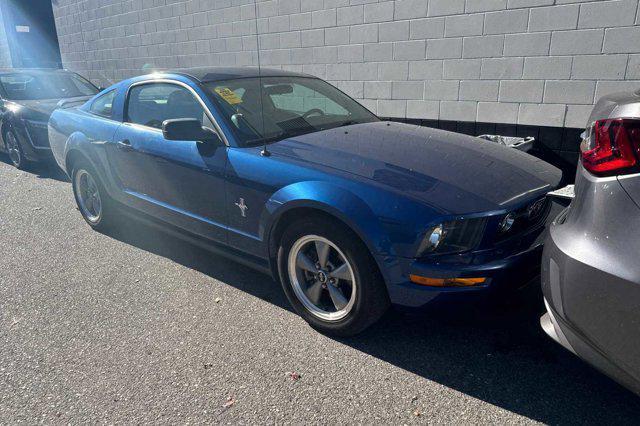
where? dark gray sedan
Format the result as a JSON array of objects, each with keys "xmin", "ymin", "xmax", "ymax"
[
  {"xmin": 541, "ymin": 90, "xmax": 640, "ymax": 395},
  {"xmin": 0, "ymin": 68, "xmax": 98, "ymax": 169}
]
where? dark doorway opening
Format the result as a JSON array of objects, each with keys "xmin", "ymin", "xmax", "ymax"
[{"xmin": 1, "ymin": 0, "xmax": 62, "ymax": 68}]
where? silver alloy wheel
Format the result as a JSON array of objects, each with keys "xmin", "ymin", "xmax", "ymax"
[
  {"xmin": 287, "ymin": 235, "xmax": 357, "ymax": 321},
  {"xmin": 75, "ymin": 169, "xmax": 102, "ymax": 224},
  {"xmin": 6, "ymin": 132, "xmax": 21, "ymax": 167}
]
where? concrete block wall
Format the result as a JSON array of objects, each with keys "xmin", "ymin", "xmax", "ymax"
[
  {"xmin": 52, "ymin": 0, "xmax": 640, "ymax": 133},
  {"xmin": 0, "ymin": 4, "xmax": 13, "ymax": 68}
]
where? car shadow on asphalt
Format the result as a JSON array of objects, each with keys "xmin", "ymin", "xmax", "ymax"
[
  {"xmin": 102, "ymin": 215, "xmax": 640, "ymax": 424},
  {"xmin": 0, "ymin": 155, "xmax": 69, "ymax": 182}
]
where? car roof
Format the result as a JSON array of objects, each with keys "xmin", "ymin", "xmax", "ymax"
[{"xmin": 167, "ymin": 67, "xmax": 313, "ymax": 83}]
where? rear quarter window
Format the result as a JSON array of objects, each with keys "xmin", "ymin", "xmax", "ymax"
[{"xmin": 90, "ymin": 90, "xmax": 116, "ymax": 119}]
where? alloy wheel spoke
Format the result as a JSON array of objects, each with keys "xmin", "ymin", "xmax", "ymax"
[
  {"xmin": 329, "ymin": 263, "xmax": 351, "ymax": 281},
  {"xmin": 92, "ymin": 195, "xmax": 101, "ymax": 215},
  {"xmin": 8, "ymin": 136, "xmax": 18, "ymax": 159},
  {"xmin": 85, "ymin": 196, "xmax": 94, "ymax": 213},
  {"xmin": 296, "ymin": 252, "xmax": 317, "ymax": 273},
  {"xmin": 326, "ymin": 284, "xmax": 348, "ymax": 311},
  {"xmin": 315, "ymin": 241, "xmax": 330, "ymax": 267},
  {"xmin": 9, "ymin": 149, "xmax": 19, "ymax": 163},
  {"xmin": 305, "ymin": 280, "xmax": 324, "ymax": 306}
]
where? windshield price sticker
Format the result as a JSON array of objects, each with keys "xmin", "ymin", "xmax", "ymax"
[{"xmin": 215, "ymin": 87, "xmax": 242, "ymax": 105}]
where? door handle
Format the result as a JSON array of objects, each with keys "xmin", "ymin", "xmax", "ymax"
[{"xmin": 116, "ymin": 139, "xmax": 132, "ymax": 150}]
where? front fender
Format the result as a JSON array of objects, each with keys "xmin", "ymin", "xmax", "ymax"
[{"xmin": 261, "ymin": 181, "xmax": 394, "ymax": 259}]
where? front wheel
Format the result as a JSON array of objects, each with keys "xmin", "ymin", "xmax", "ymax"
[
  {"xmin": 4, "ymin": 129, "xmax": 28, "ymax": 169},
  {"xmin": 71, "ymin": 160, "xmax": 116, "ymax": 231},
  {"xmin": 277, "ymin": 216, "xmax": 389, "ymax": 336}
]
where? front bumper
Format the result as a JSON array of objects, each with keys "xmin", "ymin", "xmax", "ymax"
[
  {"xmin": 380, "ymin": 243, "xmax": 543, "ymax": 308},
  {"xmin": 378, "ymin": 197, "xmax": 566, "ymax": 309},
  {"xmin": 378, "ymin": 223, "xmax": 553, "ymax": 309},
  {"xmin": 14, "ymin": 121, "xmax": 53, "ymax": 162}
]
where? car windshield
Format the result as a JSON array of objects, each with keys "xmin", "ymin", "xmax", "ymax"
[
  {"xmin": 204, "ymin": 76, "xmax": 378, "ymax": 146},
  {"xmin": 0, "ymin": 71, "xmax": 98, "ymax": 100}
]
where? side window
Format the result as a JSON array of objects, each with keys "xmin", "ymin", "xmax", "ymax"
[
  {"xmin": 89, "ymin": 90, "xmax": 116, "ymax": 118},
  {"xmin": 268, "ymin": 83, "xmax": 349, "ymax": 117},
  {"xmin": 126, "ymin": 83, "xmax": 213, "ymax": 131}
]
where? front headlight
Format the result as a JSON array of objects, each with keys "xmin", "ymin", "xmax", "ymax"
[
  {"xmin": 498, "ymin": 212, "xmax": 516, "ymax": 234},
  {"xmin": 417, "ymin": 217, "xmax": 486, "ymax": 256}
]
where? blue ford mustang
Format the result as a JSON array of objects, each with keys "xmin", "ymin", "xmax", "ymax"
[{"xmin": 48, "ymin": 68, "xmax": 561, "ymax": 335}]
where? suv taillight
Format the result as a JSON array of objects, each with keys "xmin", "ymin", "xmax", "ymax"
[{"xmin": 581, "ymin": 119, "xmax": 640, "ymax": 176}]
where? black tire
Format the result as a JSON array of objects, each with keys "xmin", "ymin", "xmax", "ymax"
[
  {"xmin": 71, "ymin": 158, "xmax": 116, "ymax": 231},
  {"xmin": 3, "ymin": 128, "xmax": 29, "ymax": 170},
  {"xmin": 277, "ymin": 215, "xmax": 390, "ymax": 336}
]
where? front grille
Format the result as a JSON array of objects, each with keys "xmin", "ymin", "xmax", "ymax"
[
  {"xmin": 495, "ymin": 197, "xmax": 551, "ymax": 242},
  {"xmin": 25, "ymin": 120, "xmax": 50, "ymax": 148}
]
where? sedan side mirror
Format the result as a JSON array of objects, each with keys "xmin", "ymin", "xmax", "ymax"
[{"xmin": 162, "ymin": 118, "xmax": 221, "ymax": 144}]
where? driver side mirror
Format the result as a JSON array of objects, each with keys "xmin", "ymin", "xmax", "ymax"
[{"xmin": 162, "ymin": 118, "xmax": 221, "ymax": 145}]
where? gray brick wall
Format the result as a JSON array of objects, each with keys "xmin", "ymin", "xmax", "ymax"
[
  {"xmin": 51, "ymin": 0, "xmax": 640, "ymax": 130},
  {"xmin": 0, "ymin": 4, "xmax": 12, "ymax": 68}
]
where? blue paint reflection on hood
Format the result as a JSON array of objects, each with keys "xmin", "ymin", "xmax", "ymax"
[{"xmin": 268, "ymin": 121, "xmax": 562, "ymax": 214}]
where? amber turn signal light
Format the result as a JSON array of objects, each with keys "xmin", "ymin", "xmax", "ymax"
[{"xmin": 409, "ymin": 275, "xmax": 487, "ymax": 287}]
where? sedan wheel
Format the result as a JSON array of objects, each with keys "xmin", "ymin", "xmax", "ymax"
[
  {"xmin": 5, "ymin": 131, "xmax": 23, "ymax": 168},
  {"xmin": 288, "ymin": 235, "xmax": 357, "ymax": 321},
  {"xmin": 278, "ymin": 216, "xmax": 390, "ymax": 336},
  {"xmin": 74, "ymin": 169, "xmax": 103, "ymax": 224}
]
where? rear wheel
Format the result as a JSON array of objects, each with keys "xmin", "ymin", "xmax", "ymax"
[
  {"xmin": 4, "ymin": 129, "xmax": 28, "ymax": 169},
  {"xmin": 278, "ymin": 216, "xmax": 389, "ymax": 336},
  {"xmin": 71, "ymin": 159, "xmax": 116, "ymax": 231}
]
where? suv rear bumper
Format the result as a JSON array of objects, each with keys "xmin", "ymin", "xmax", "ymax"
[{"xmin": 542, "ymin": 228, "xmax": 640, "ymax": 395}]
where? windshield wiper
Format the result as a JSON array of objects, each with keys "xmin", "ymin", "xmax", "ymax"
[
  {"xmin": 245, "ymin": 120, "xmax": 363, "ymax": 146},
  {"xmin": 338, "ymin": 120, "xmax": 360, "ymax": 127},
  {"xmin": 245, "ymin": 130, "xmax": 302, "ymax": 146}
]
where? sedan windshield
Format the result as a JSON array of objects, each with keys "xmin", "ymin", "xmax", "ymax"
[
  {"xmin": 0, "ymin": 72, "xmax": 98, "ymax": 100},
  {"xmin": 204, "ymin": 76, "xmax": 378, "ymax": 146}
]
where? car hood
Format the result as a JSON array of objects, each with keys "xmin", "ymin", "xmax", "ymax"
[
  {"xmin": 269, "ymin": 121, "xmax": 561, "ymax": 214},
  {"xmin": 12, "ymin": 95, "xmax": 93, "ymax": 120}
]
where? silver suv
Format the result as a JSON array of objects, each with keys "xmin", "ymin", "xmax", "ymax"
[{"xmin": 541, "ymin": 90, "xmax": 640, "ymax": 395}]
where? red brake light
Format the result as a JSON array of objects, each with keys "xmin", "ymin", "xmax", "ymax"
[{"xmin": 581, "ymin": 119, "xmax": 640, "ymax": 176}]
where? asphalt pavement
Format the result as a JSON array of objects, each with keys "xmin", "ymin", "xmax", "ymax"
[{"xmin": 1, "ymin": 157, "xmax": 640, "ymax": 424}]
